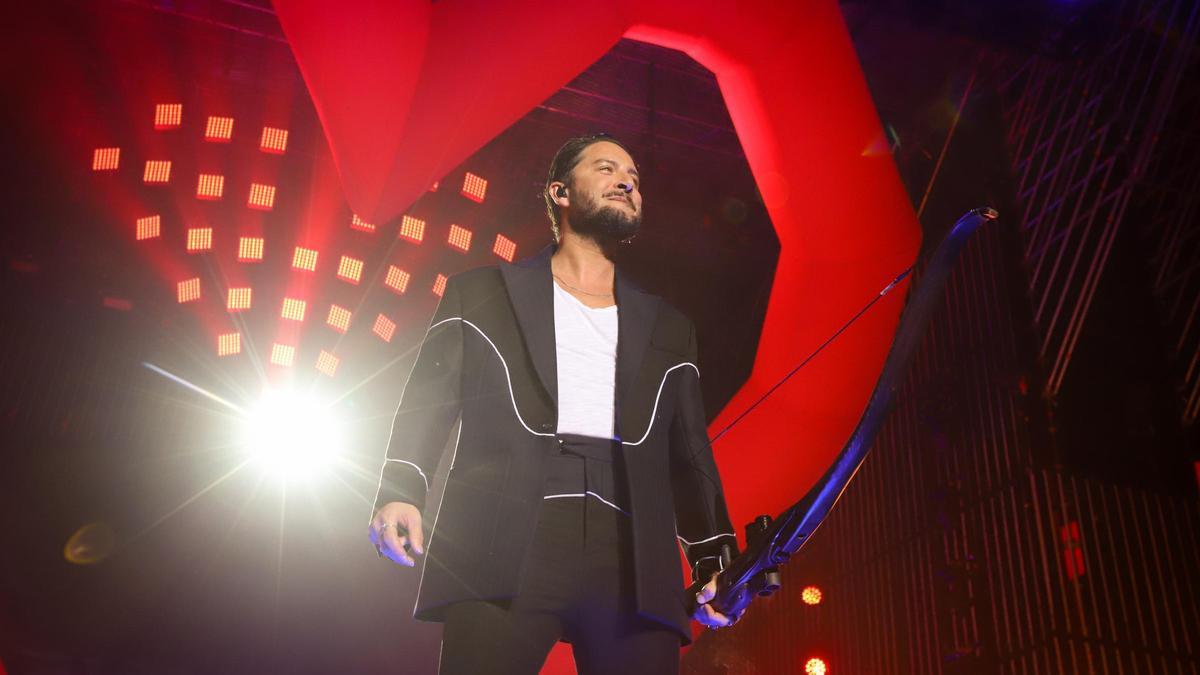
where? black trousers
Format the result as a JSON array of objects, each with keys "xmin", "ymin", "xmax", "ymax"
[{"xmin": 438, "ymin": 497, "xmax": 681, "ymax": 675}]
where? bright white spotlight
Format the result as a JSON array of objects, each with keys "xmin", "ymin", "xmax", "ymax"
[{"xmin": 241, "ymin": 390, "xmax": 343, "ymax": 481}]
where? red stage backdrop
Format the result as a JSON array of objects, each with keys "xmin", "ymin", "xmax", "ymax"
[{"xmin": 272, "ymin": 0, "xmax": 921, "ymax": 666}]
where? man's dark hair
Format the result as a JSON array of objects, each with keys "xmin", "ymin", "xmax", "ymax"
[{"xmin": 543, "ymin": 133, "xmax": 632, "ymax": 242}]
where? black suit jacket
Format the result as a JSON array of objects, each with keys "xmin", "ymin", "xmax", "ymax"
[{"xmin": 372, "ymin": 245, "xmax": 736, "ymax": 641}]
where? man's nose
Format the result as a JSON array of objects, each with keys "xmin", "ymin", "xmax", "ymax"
[{"xmin": 616, "ymin": 181, "xmax": 634, "ymax": 194}]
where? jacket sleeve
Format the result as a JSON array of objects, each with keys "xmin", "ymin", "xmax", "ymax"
[
  {"xmin": 669, "ymin": 319, "xmax": 739, "ymax": 584},
  {"xmin": 371, "ymin": 276, "xmax": 465, "ymax": 517}
]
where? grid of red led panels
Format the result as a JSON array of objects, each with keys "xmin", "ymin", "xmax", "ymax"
[
  {"xmin": 372, "ymin": 314, "xmax": 397, "ymax": 342},
  {"xmin": 186, "ymin": 228, "xmax": 213, "ymax": 253},
  {"xmin": 260, "ymin": 126, "xmax": 288, "ymax": 154},
  {"xmin": 119, "ymin": 104, "xmax": 519, "ymax": 375},
  {"xmin": 248, "ymin": 183, "xmax": 276, "ymax": 210},
  {"xmin": 270, "ymin": 343, "xmax": 295, "ymax": 367},
  {"xmin": 143, "ymin": 160, "xmax": 171, "ymax": 184},
  {"xmin": 92, "ymin": 148, "xmax": 120, "ymax": 171},
  {"xmin": 448, "ymin": 224, "xmax": 472, "ymax": 252},
  {"xmin": 205, "ymin": 116, "xmax": 234, "ymax": 142},
  {"xmin": 196, "ymin": 174, "xmax": 224, "ymax": 200},
  {"xmin": 327, "ymin": 304, "xmax": 352, "ymax": 333},
  {"xmin": 281, "ymin": 298, "xmax": 307, "ymax": 322},
  {"xmin": 461, "ymin": 172, "xmax": 487, "ymax": 203},
  {"xmin": 399, "ymin": 215, "xmax": 425, "ymax": 243},
  {"xmin": 227, "ymin": 287, "xmax": 252, "ymax": 312},
  {"xmin": 154, "ymin": 103, "xmax": 182, "ymax": 129},
  {"xmin": 238, "ymin": 237, "xmax": 264, "ymax": 262},
  {"xmin": 315, "ymin": 350, "xmax": 339, "ymax": 377},
  {"xmin": 292, "ymin": 246, "xmax": 318, "ymax": 271},
  {"xmin": 337, "ymin": 255, "xmax": 364, "ymax": 284},
  {"xmin": 384, "ymin": 265, "xmax": 410, "ymax": 294},
  {"xmin": 350, "ymin": 214, "xmax": 375, "ymax": 233},
  {"xmin": 493, "ymin": 234, "xmax": 517, "ymax": 262},
  {"xmin": 136, "ymin": 215, "xmax": 161, "ymax": 241},
  {"xmin": 218, "ymin": 332, "xmax": 241, "ymax": 356},
  {"xmin": 177, "ymin": 277, "xmax": 201, "ymax": 303}
]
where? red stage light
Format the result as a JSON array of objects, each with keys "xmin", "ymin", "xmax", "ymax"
[
  {"xmin": 177, "ymin": 277, "xmax": 201, "ymax": 303},
  {"xmin": 801, "ymin": 586, "xmax": 823, "ymax": 605},
  {"xmin": 461, "ymin": 172, "xmax": 488, "ymax": 203},
  {"xmin": 326, "ymin": 304, "xmax": 352, "ymax": 333},
  {"xmin": 1060, "ymin": 521, "xmax": 1086, "ymax": 580},
  {"xmin": 432, "ymin": 273, "xmax": 447, "ymax": 297},
  {"xmin": 270, "ymin": 343, "xmax": 295, "ymax": 367},
  {"xmin": 154, "ymin": 103, "xmax": 182, "ymax": 129},
  {"xmin": 260, "ymin": 126, "xmax": 289, "ymax": 154},
  {"xmin": 399, "ymin": 215, "xmax": 425, "ymax": 243},
  {"xmin": 186, "ymin": 227, "xmax": 213, "ymax": 253},
  {"xmin": 143, "ymin": 160, "xmax": 171, "ymax": 184},
  {"xmin": 205, "ymin": 116, "xmax": 234, "ymax": 142},
  {"xmin": 92, "ymin": 147, "xmax": 120, "ymax": 171},
  {"xmin": 447, "ymin": 224, "xmax": 472, "ymax": 252},
  {"xmin": 493, "ymin": 234, "xmax": 516, "ymax": 262},
  {"xmin": 135, "ymin": 215, "xmax": 161, "ymax": 241},
  {"xmin": 218, "ymin": 332, "xmax": 242, "ymax": 356},
  {"xmin": 238, "ymin": 236, "xmax": 264, "ymax": 262},
  {"xmin": 372, "ymin": 314, "xmax": 397, "ymax": 342},
  {"xmin": 227, "ymin": 287, "xmax": 252, "ymax": 312},
  {"xmin": 384, "ymin": 265, "xmax": 410, "ymax": 294},
  {"xmin": 292, "ymin": 246, "xmax": 318, "ymax": 272},
  {"xmin": 281, "ymin": 297, "xmax": 307, "ymax": 322},
  {"xmin": 429, "ymin": 180, "xmax": 439, "ymax": 192},
  {"xmin": 315, "ymin": 350, "xmax": 339, "ymax": 377},
  {"xmin": 248, "ymin": 183, "xmax": 276, "ymax": 210},
  {"xmin": 350, "ymin": 214, "xmax": 376, "ymax": 233},
  {"xmin": 805, "ymin": 658, "xmax": 827, "ymax": 675},
  {"xmin": 196, "ymin": 173, "xmax": 225, "ymax": 200},
  {"xmin": 336, "ymin": 255, "xmax": 364, "ymax": 284}
]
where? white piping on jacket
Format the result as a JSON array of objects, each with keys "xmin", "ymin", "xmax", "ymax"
[
  {"xmin": 621, "ymin": 361, "xmax": 699, "ymax": 446},
  {"xmin": 428, "ymin": 317, "xmax": 555, "ymax": 438},
  {"xmin": 678, "ymin": 532, "xmax": 736, "ymax": 547},
  {"xmin": 384, "ymin": 459, "xmax": 429, "ymax": 490},
  {"xmin": 430, "ymin": 316, "xmax": 699, "ymax": 448},
  {"xmin": 543, "ymin": 492, "xmax": 631, "ymax": 516},
  {"xmin": 421, "ymin": 317, "xmax": 733, "ymax": 549}
]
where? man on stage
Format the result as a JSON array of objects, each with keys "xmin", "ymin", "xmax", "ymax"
[{"xmin": 369, "ymin": 134, "xmax": 739, "ymax": 675}]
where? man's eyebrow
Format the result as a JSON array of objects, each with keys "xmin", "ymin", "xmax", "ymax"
[{"xmin": 594, "ymin": 158, "xmax": 639, "ymax": 176}]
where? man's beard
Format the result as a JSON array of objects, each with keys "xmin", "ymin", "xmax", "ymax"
[{"xmin": 569, "ymin": 190, "xmax": 642, "ymax": 245}]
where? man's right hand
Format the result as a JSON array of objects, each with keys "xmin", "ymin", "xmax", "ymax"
[{"xmin": 369, "ymin": 502, "xmax": 425, "ymax": 567}]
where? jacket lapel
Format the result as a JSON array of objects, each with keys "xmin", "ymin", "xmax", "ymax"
[
  {"xmin": 615, "ymin": 268, "xmax": 661, "ymax": 440},
  {"xmin": 499, "ymin": 245, "xmax": 558, "ymax": 407}
]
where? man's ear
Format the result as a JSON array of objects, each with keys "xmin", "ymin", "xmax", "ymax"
[{"xmin": 549, "ymin": 181, "xmax": 568, "ymax": 208}]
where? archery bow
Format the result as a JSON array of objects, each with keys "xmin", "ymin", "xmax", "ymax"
[{"xmin": 694, "ymin": 206, "xmax": 999, "ymax": 620}]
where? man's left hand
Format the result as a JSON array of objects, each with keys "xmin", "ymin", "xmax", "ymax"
[{"xmin": 693, "ymin": 574, "xmax": 740, "ymax": 629}]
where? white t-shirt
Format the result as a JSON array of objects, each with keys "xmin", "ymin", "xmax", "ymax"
[{"xmin": 553, "ymin": 280, "xmax": 618, "ymax": 440}]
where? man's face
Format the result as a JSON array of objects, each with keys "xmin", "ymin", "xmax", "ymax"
[{"xmin": 564, "ymin": 141, "xmax": 643, "ymax": 244}]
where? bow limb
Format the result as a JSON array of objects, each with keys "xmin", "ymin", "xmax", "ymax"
[{"xmin": 701, "ymin": 207, "xmax": 999, "ymax": 618}]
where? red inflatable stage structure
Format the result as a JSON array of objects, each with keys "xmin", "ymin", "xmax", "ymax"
[{"xmin": 274, "ymin": 0, "xmax": 921, "ymax": 663}]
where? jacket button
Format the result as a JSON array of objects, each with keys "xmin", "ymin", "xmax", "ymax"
[{"xmin": 540, "ymin": 422, "xmax": 553, "ymax": 431}]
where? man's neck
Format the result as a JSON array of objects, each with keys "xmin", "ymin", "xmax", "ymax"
[{"xmin": 551, "ymin": 229, "xmax": 615, "ymax": 291}]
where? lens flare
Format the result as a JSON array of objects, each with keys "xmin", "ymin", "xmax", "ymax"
[
  {"xmin": 64, "ymin": 522, "xmax": 117, "ymax": 565},
  {"xmin": 240, "ymin": 390, "xmax": 344, "ymax": 481}
]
